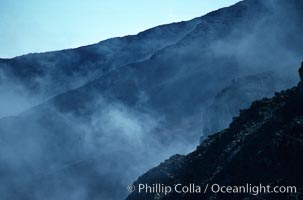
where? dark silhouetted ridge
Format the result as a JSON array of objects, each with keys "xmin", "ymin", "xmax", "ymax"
[{"xmin": 127, "ymin": 63, "xmax": 303, "ymax": 200}]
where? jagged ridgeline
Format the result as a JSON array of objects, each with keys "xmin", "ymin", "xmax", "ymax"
[{"xmin": 126, "ymin": 63, "xmax": 303, "ymax": 200}]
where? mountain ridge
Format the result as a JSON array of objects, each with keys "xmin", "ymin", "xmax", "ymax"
[
  {"xmin": 126, "ymin": 63, "xmax": 303, "ymax": 200},
  {"xmin": 0, "ymin": 0, "xmax": 303, "ymax": 199}
]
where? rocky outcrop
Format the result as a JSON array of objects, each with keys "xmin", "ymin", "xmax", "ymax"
[
  {"xmin": 298, "ymin": 62, "xmax": 303, "ymax": 93},
  {"xmin": 201, "ymin": 71, "xmax": 284, "ymax": 140},
  {"xmin": 299, "ymin": 62, "xmax": 303, "ymax": 81},
  {"xmin": 127, "ymin": 64, "xmax": 303, "ymax": 200}
]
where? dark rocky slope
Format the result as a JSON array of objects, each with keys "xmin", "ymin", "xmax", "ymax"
[
  {"xmin": 201, "ymin": 71, "xmax": 290, "ymax": 140},
  {"xmin": 126, "ymin": 63, "xmax": 303, "ymax": 200}
]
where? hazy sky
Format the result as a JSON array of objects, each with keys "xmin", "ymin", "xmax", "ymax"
[{"xmin": 0, "ymin": 0, "xmax": 240, "ymax": 58}]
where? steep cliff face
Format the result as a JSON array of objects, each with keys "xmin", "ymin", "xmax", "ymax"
[
  {"xmin": 299, "ymin": 62, "xmax": 303, "ymax": 81},
  {"xmin": 127, "ymin": 64, "xmax": 303, "ymax": 200}
]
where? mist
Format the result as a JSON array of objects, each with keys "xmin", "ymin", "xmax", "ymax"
[
  {"xmin": 0, "ymin": 91, "xmax": 197, "ymax": 200},
  {"xmin": 0, "ymin": 0, "xmax": 303, "ymax": 200}
]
